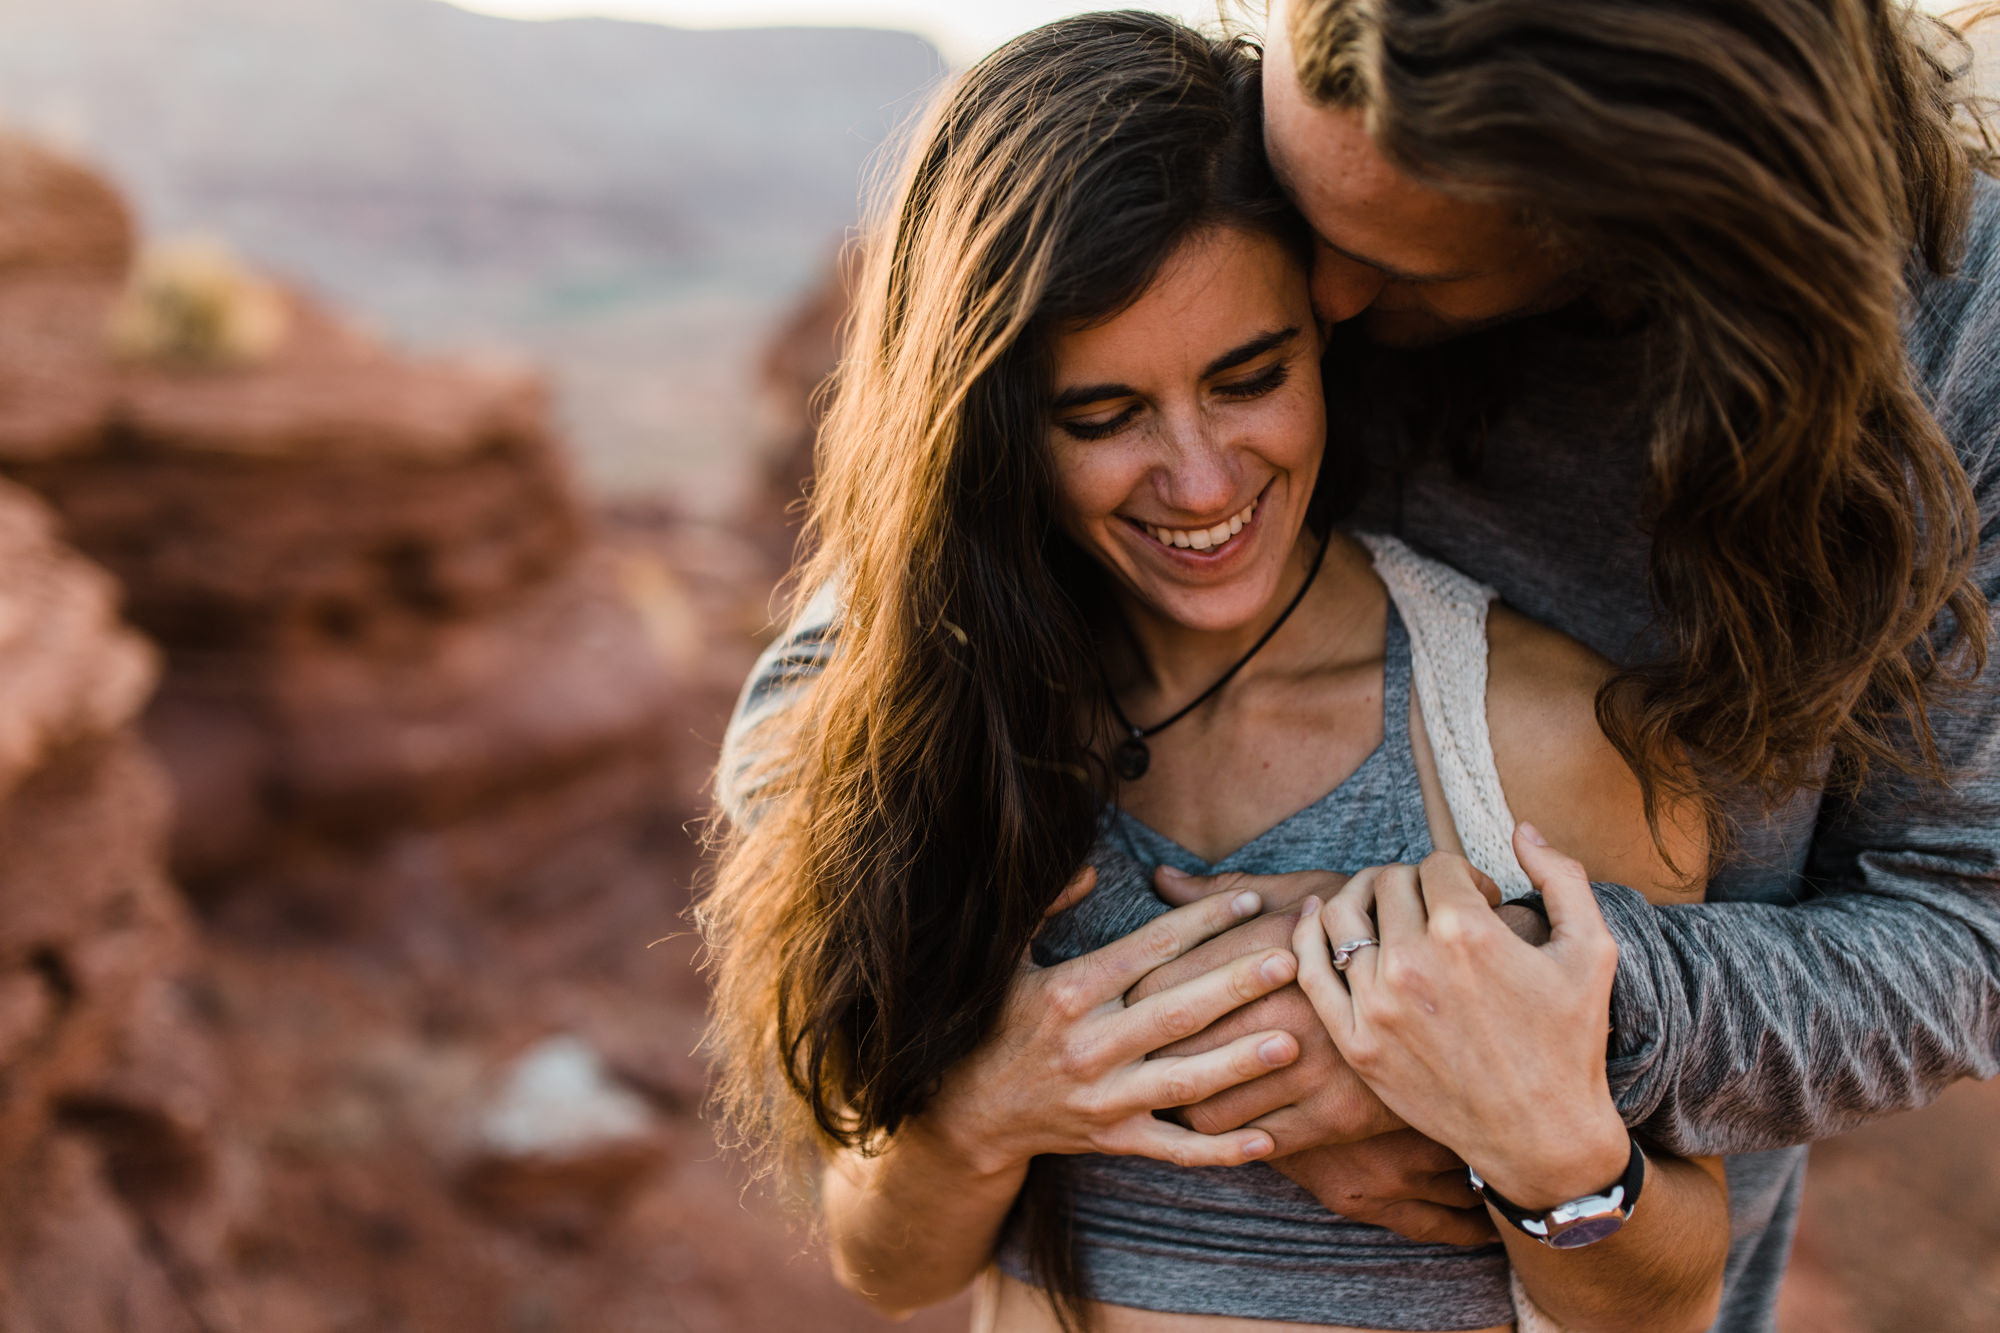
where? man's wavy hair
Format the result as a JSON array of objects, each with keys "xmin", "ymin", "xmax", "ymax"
[
  {"xmin": 1282, "ymin": 0, "xmax": 1995, "ymax": 843},
  {"xmin": 702, "ymin": 14, "xmax": 1308, "ymax": 1329}
]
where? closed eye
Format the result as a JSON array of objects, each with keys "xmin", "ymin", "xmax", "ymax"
[
  {"xmin": 1214, "ymin": 360, "xmax": 1291, "ymax": 401},
  {"xmin": 1057, "ymin": 404, "xmax": 1139, "ymax": 442}
]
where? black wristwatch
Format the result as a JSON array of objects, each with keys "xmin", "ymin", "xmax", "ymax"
[{"xmin": 1467, "ymin": 1136, "xmax": 1646, "ymax": 1249}]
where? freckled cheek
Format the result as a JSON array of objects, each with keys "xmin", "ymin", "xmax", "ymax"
[
  {"xmin": 1047, "ymin": 438, "xmax": 1153, "ymax": 546},
  {"xmin": 1240, "ymin": 385, "xmax": 1327, "ymax": 485}
]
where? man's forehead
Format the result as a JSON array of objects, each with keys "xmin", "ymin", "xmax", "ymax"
[{"xmin": 1263, "ymin": 57, "xmax": 1519, "ymax": 282}]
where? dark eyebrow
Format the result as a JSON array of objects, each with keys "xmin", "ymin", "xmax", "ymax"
[
  {"xmin": 1203, "ymin": 325, "xmax": 1299, "ymax": 378},
  {"xmin": 1050, "ymin": 326, "xmax": 1301, "ymax": 413}
]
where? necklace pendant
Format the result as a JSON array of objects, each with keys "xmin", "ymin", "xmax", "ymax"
[{"xmin": 1114, "ymin": 736, "xmax": 1151, "ymax": 781}]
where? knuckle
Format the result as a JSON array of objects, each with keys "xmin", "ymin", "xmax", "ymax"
[
  {"xmin": 1045, "ymin": 976, "xmax": 1091, "ymax": 1020},
  {"xmin": 1428, "ymin": 909, "xmax": 1474, "ymax": 949},
  {"xmin": 1378, "ymin": 953, "xmax": 1419, "ymax": 991},
  {"xmin": 1153, "ymin": 999, "xmax": 1200, "ymax": 1043},
  {"xmin": 1162, "ymin": 1070, "xmax": 1201, "ymax": 1106},
  {"xmin": 1139, "ymin": 920, "xmax": 1183, "ymax": 964}
]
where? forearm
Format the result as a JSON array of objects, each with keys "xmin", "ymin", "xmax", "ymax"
[
  {"xmin": 822, "ymin": 1115, "xmax": 1027, "ymax": 1316},
  {"xmin": 1500, "ymin": 1152, "xmax": 1728, "ymax": 1333},
  {"xmin": 1591, "ymin": 523, "xmax": 2000, "ymax": 1154},
  {"xmin": 1590, "ymin": 859, "xmax": 2000, "ymax": 1155}
]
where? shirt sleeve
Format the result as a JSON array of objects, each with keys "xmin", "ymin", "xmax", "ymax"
[
  {"xmin": 715, "ymin": 582, "xmax": 841, "ymax": 829},
  {"xmin": 1584, "ymin": 244, "xmax": 2000, "ymax": 1159}
]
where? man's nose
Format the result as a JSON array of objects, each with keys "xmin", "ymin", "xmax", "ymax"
[{"xmin": 1311, "ymin": 249, "xmax": 1390, "ymax": 325}]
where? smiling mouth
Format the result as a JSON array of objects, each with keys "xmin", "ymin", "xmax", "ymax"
[{"xmin": 1135, "ymin": 495, "xmax": 1260, "ymax": 553}]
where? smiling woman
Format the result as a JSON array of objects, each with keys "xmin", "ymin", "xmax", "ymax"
[
  {"xmin": 1046, "ymin": 227, "xmax": 1323, "ymax": 639},
  {"xmin": 703, "ymin": 11, "xmax": 1725, "ymax": 1333}
]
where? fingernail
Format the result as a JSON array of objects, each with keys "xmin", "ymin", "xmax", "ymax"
[
  {"xmin": 1241, "ymin": 1134, "xmax": 1273, "ymax": 1159},
  {"xmin": 1298, "ymin": 896, "xmax": 1321, "ymax": 919},
  {"xmin": 1519, "ymin": 821, "xmax": 1549, "ymax": 847},
  {"xmin": 1158, "ymin": 865, "xmax": 1188, "ymax": 880},
  {"xmin": 1260, "ymin": 954, "xmax": 1292, "ymax": 985},
  {"xmin": 1259, "ymin": 1035, "xmax": 1293, "ymax": 1065},
  {"xmin": 1231, "ymin": 890, "xmax": 1261, "ymax": 918}
]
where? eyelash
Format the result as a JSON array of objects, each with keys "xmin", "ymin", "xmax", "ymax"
[{"xmin": 1057, "ymin": 360, "xmax": 1294, "ymax": 442}]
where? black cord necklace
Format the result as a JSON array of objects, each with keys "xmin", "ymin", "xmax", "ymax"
[{"xmin": 1105, "ymin": 533, "xmax": 1331, "ymax": 781}]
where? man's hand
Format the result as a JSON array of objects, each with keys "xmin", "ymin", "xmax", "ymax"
[
  {"xmin": 1270, "ymin": 1133, "xmax": 1498, "ymax": 1247},
  {"xmin": 1130, "ymin": 868, "xmax": 1405, "ymax": 1152},
  {"xmin": 1497, "ymin": 901, "xmax": 1552, "ymax": 946}
]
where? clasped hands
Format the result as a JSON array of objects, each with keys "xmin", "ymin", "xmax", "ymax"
[{"xmin": 1132, "ymin": 831, "xmax": 1614, "ymax": 1247}]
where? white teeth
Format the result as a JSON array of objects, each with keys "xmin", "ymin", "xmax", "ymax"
[{"xmin": 1144, "ymin": 498, "xmax": 1259, "ymax": 553}]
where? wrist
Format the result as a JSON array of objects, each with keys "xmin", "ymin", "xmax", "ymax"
[
  {"xmin": 905, "ymin": 1102, "xmax": 1030, "ymax": 1184},
  {"xmin": 1470, "ymin": 1107, "xmax": 1630, "ymax": 1213}
]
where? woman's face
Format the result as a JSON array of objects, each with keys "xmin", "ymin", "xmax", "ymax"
[{"xmin": 1046, "ymin": 225, "xmax": 1325, "ymax": 636}]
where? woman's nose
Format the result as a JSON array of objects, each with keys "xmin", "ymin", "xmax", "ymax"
[
  {"xmin": 1154, "ymin": 415, "xmax": 1238, "ymax": 516},
  {"xmin": 1311, "ymin": 248, "xmax": 1391, "ymax": 326}
]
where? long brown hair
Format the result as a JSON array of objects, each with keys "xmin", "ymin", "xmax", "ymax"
[
  {"xmin": 701, "ymin": 13, "xmax": 1307, "ymax": 1324},
  {"xmin": 1285, "ymin": 0, "xmax": 1994, "ymax": 841}
]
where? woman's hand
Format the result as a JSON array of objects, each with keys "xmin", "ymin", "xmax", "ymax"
[
  {"xmin": 1290, "ymin": 826, "xmax": 1631, "ymax": 1211},
  {"xmin": 922, "ymin": 867, "xmax": 1305, "ymax": 1179}
]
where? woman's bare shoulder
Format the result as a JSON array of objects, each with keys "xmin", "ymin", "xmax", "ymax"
[{"xmin": 1483, "ymin": 605, "xmax": 1707, "ymax": 903}]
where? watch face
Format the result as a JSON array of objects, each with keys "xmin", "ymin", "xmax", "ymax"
[{"xmin": 1548, "ymin": 1216, "xmax": 1626, "ymax": 1250}]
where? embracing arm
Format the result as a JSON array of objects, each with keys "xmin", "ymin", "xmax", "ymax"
[
  {"xmin": 1553, "ymin": 260, "xmax": 2000, "ymax": 1155},
  {"xmin": 1583, "ymin": 532, "xmax": 2000, "ymax": 1156}
]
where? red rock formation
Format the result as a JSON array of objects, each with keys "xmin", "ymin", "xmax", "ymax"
[
  {"xmin": 0, "ymin": 479, "xmax": 241, "ymax": 1333},
  {"xmin": 0, "ymin": 133, "xmax": 955, "ymax": 1333},
  {"xmin": 0, "ymin": 135, "xmax": 681, "ymax": 908},
  {"xmin": 0, "ymin": 138, "xmax": 134, "ymax": 281}
]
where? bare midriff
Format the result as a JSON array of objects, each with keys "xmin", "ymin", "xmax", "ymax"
[{"xmin": 975, "ymin": 1271, "xmax": 1515, "ymax": 1333}]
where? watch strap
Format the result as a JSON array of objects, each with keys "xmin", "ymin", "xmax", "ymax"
[{"xmin": 1468, "ymin": 1135, "xmax": 1645, "ymax": 1248}]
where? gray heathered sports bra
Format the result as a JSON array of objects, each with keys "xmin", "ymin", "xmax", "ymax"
[{"xmin": 995, "ymin": 602, "xmax": 1516, "ymax": 1332}]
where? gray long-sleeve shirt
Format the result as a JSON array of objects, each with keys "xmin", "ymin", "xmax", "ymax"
[
  {"xmin": 719, "ymin": 176, "xmax": 2000, "ymax": 1332},
  {"xmin": 1340, "ymin": 175, "xmax": 2000, "ymax": 1329}
]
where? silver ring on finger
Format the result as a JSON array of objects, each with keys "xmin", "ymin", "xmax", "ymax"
[{"xmin": 1331, "ymin": 937, "xmax": 1380, "ymax": 972}]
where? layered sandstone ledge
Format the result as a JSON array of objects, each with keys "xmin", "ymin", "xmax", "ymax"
[{"xmin": 0, "ymin": 135, "xmax": 688, "ymax": 910}]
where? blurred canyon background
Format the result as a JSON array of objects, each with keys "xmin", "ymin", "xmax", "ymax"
[{"xmin": 0, "ymin": 0, "xmax": 1988, "ymax": 1330}]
